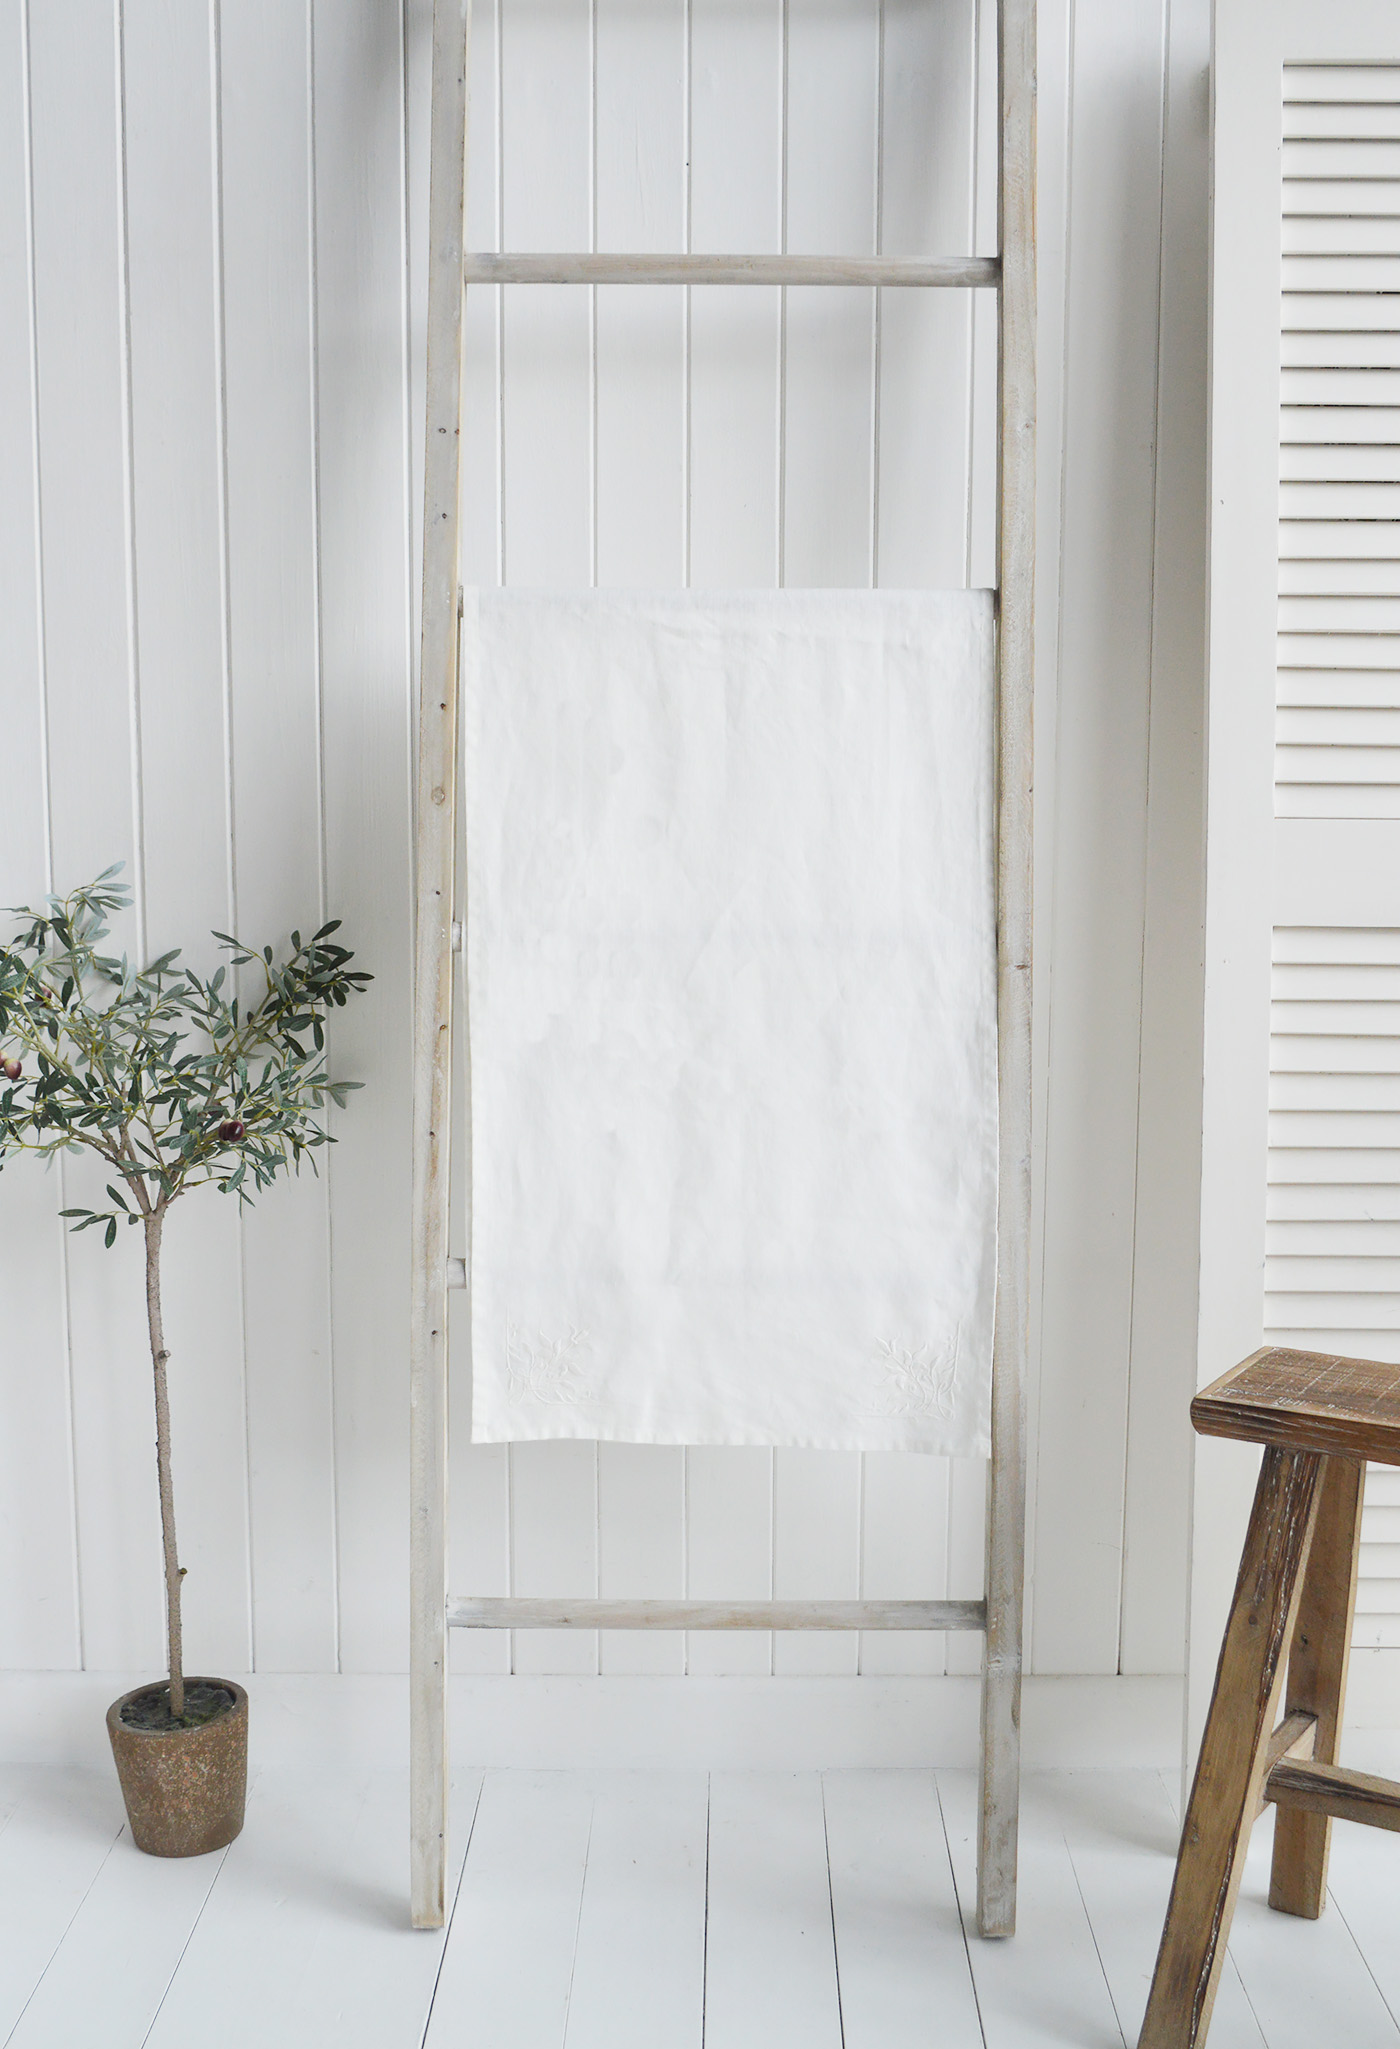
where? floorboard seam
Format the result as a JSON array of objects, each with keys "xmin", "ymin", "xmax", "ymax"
[
  {"xmin": 3, "ymin": 1815, "xmax": 127, "ymax": 2048},
  {"xmin": 136, "ymin": 1764, "xmax": 271, "ymax": 2049},
  {"xmin": 1061, "ymin": 1822, "xmax": 1128, "ymax": 2048},
  {"xmin": 135, "ymin": 1836, "xmax": 234, "ymax": 2049},
  {"xmin": 932, "ymin": 1771, "xmax": 989, "ymax": 2049},
  {"xmin": 1326, "ymin": 1884, "xmax": 1400, "ymax": 2041},
  {"xmin": 818, "ymin": 1774, "xmax": 848, "ymax": 2049},
  {"xmin": 420, "ymin": 1772, "xmax": 488, "ymax": 2049},
  {"xmin": 558, "ymin": 1784, "xmax": 596, "ymax": 2045},
  {"xmin": 700, "ymin": 1773, "xmax": 711, "ymax": 2049}
]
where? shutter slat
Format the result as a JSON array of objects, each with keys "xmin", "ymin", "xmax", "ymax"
[
  {"xmin": 1269, "ymin": 1220, "xmax": 1400, "ymax": 1253},
  {"xmin": 1276, "ymin": 743, "xmax": 1400, "ymax": 781},
  {"xmin": 1279, "ymin": 671, "xmax": 1400, "ymax": 707},
  {"xmin": 1279, "ymin": 484, "xmax": 1400, "ymax": 519},
  {"xmin": 1269, "ymin": 1182, "xmax": 1400, "ymax": 1220},
  {"xmin": 1285, "ymin": 66, "xmax": 1400, "ymax": 106},
  {"xmin": 1273, "ymin": 999, "xmax": 1400, "ymax": 1030},
  {"xmin": 1270, "ymin": 1025, "xmax": 1400, "ymax": 1063},
  {"xmin": 1283, "ymin": 139, "xmax": 1400, "ymax": 177},
  {"xmin": 1281, "ymin": 521, "xmax": 1400, "ymax": 559},
  {"xmin": 1286, "ymin": 215, "xmax": 1400, "ymax": 253},
  {"xmin": 1282, "ymin": 331, "xmax": 1400, "ymax": 367},
  {"xmin": 1282, "ymin": 408, "xmax": 1400, "ymax": 447},
  {"xmin": 1278, "ymin": 786, "xmax": 1400, "ymax": 817},
  {"xmin": 1271, "ymin": 1070, "xmax": 1400, "ymax": 1106},
  {"xmin": 1281, "ymin": 366, "xmax": 1400, "ymax": 401},
  {"xmin": 1282, "ymin": 451, "xmax": 1400, "ymax": 485},
  {"xmin": 1270, "ymin": 1149, "xmax": 1400, "ymax": 1181}
]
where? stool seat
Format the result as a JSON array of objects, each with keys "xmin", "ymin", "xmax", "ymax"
[
  {"xmin": 1139, "ymin": 1344, "xmax": 1400, "ymax": 2049},
  {"xmin": 1193, "ymin": 1344, "xmax": 1400, "ymax": 1465}
]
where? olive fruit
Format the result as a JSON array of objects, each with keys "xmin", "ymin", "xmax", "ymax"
[
  {"xmin": 217, "ymin": 1118, "xmax": 246, "ymax": 1142},
  {"xmin": 2, "ymin": 1057, "xmax": 21, "ymax": 1083}
]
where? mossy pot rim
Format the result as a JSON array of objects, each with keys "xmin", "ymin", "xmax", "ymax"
[{"xmin": 108, "ymin": 1676, "xmax": 244, "ymax": 1736}]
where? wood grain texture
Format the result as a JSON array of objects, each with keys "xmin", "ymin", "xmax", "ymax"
[
  {"xmin": 447, "ymin": 1597, "xmax": 987, "ymax": 1630},
  {"xmin": 979, "ymin": 0, "xmax": 1035, "ymax": 1941},
  {"xmin": 1193, "ymin": 1348, "xmax": 1400, "ymax": 1467},
  {"xmin": 1139, "ymin": 1449, "xmax": 1323, "ymax": 2049},
  {"xmin": 1260, "ymin": 1708, "xmax": 1317, "ymax": 1786},
  {"xmin": 465, "ymin": 252, "xmax": 1000, "ymax": 286},
  {"xmin": 1269, "ymin": 1454, "xmax": 1365, "ymax": 1915},
  {"xmin": 1266, "ymin": 1757, "xmax": 1400, "ymax": 1834},
  {"xmin": 409, "ymin": 0, "xmax": 470, "ymax": 1931}
]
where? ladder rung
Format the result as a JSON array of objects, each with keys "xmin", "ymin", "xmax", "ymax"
[
  {"xmin": 447, "ymin": 1596, "xmax": 987, "ymax": 1631},
  {"xmin": 1265, "ymin": 1757, "xmax": 1400, "ymax": 1834},
  {"xmin": 465, "ymin": 252, "xmax": 999, "ymax": 290}
]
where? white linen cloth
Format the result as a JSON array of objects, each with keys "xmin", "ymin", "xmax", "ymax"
[{"xmin": 463, "ymin": 588, "xmax": 997, "ymax": 1455}]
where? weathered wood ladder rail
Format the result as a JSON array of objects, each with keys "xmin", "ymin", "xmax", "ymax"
[{"xmin": 408, "ymin": 0, "xmax": 1037, "ymax": 1940}]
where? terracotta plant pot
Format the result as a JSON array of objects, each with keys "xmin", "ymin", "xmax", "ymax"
[{"xmin": 107, "ymin": 1678, "xmax": 249, "ymax": 1857}]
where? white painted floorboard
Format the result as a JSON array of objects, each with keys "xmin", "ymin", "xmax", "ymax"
[
  {"xmin": 0, "ymin": 1767, "xmax": 128, "ymax": 2042},
  {"xmin": 703, "ymin": 1772, "xmax": 844, "ymax": 2049},
  {"xmin": 822, "ymin": 1768, "xmax": 983, "ymax": 2049},
  {"xmin": 562, "ymin": 1773, "xmax": 708, "ymax": 2049},
  {"xmin": 2, "ymin": 1766, "xmax": 1399, "ymax": 2047}
]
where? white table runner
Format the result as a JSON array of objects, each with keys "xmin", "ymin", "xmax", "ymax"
[{"xmin": 463, "ymin": 589, "xmax": 997, "ymax": 1455}]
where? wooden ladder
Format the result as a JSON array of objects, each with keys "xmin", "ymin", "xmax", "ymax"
[{"xmin": 407, "ymin": 0, "xmax": 1037, "ymax": 1941}]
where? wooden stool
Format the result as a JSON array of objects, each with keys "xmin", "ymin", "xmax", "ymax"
[{"xmin": 1139, "ymin": 1346, "xmax": 1400, "ymax": 2049}]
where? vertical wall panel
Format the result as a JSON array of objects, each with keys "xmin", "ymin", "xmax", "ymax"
[
  {"xmin": 782, "ymin": 0, "xmax": 879, "ymax": 587},
  {"xmin": 0, "ymin": 0, "xmax": 80, "ymax": 1674},
  {"xmin": 498, "ymin": 0, "xmax": 599, "ymax": 1675},
  {"xmin": 1120, "ymin": 0, "xmax": 1210, "ymax": 1676},
  {"xmin": 682, "ymin": 0, "xmax": 785, "ymax": 1671},
  {"xmin": 313, "ymin": 0, "xmax": 416, "ymax": 1673},
  {"xmin": 220, "ymin": 0, "xmax": 339, "ymax": 1675},
  {"xmin": 773, "ymin": 1449, "xmax": 860, "ymax": 1675},
  {"xmin": 451, "ymin": 0, "xmax": 511, "ymax": 1678},
  {"xmin": 685, "ymin": 1446, "xmax": 773, "ymax": 1676},
  {"xmin": 499, "ymin": 0, "xmax": 592, "ymax": 584},
  {"xmin": 859, "ymin": 1453, "xmax": 949, "ymax": 1676},
  {"xmin": 598, "ymin": 1445, "xmax": 685, "ymax": 1675},
  {"xmin": 511, "ymin": 1438, "xmax": 597, "ymax": 1675},
  {"xmin": 594, "ymin": 0, "xmax": 686, "ymax": 587},
  {"xmin": 875, "ymin": 0, "xmax": 976, "ymax": 587},
  {"xmin": 589, "ymin": 0, "xmax": 690, "ymax": 1676},
  {"xmin": 122, "ymin": 0, "xmax": 251, "ymax": 1681},
  {"xmin": 1032, "ymin": 0, "xmax": 1169, "ymax": 1675},
  {"xmin": 28, "ymin": 0, "xmax": 160, "ymax": 1678},
  {"xmin": 688, "ymin": 0, "xmax": 782, "ymax": 586}
]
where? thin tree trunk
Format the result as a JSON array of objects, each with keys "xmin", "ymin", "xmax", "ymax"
[{"xmin": 144, "ymin": 1206, "xmax": 184, "ymax": 1720}]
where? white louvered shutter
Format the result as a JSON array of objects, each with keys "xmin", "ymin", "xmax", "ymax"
[{"xmin": 1270, "ymin": 62, "xmax": 1400, "ymax": 1648}]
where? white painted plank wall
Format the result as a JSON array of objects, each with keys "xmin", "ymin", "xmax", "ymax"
[{"xmin": 0, "ymin": 0, "xmax": 1208, "ymax": 1695}]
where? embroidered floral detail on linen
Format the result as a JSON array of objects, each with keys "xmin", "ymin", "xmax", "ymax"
[
  {"xmin": 863, "ymin": 1331, "xmax": 961, "ymax": 1422},
  {"xmin": 506, "ymin": 1323, "xmax": 597, "ymax": 1407}
]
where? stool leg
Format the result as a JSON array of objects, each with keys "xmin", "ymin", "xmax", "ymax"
[
  {"xmin": 1138, "ymin": 1448, "xmax": 1323, "ymax": 2049},
  {"xmin": 1269, "ymin": 1455, "xmax": 1365, "ymax": 1919}
]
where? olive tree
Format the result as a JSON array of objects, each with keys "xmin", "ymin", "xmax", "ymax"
[{"xmin": 0, "ymin": 870, "xmax": 369, "ymax": 1722}]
